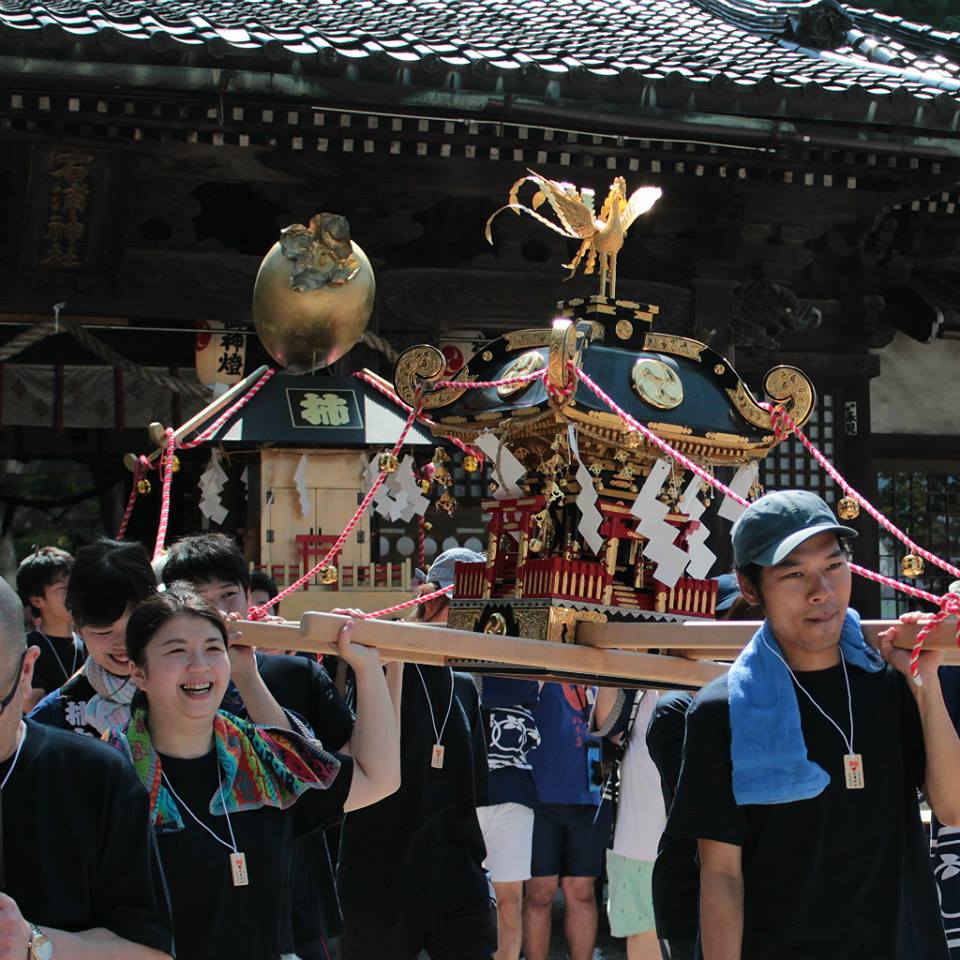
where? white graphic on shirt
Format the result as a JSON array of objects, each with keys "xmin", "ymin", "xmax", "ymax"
[{"xmin": 487, "ymin": 706, "xmax": 541, "ymax": 771}]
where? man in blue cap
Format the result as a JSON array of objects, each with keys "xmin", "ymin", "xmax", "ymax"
[{"xmin": 666, "ymin": 489, "xmax": 960, "ymax": 960}]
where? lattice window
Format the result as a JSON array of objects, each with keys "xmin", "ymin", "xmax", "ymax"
[
  {"xmin": 876, "ymin": 471, "xmax": 960, "ymax": 618},
  {"xmin": 452, "ymin": 450, "xmax": 487, "ymax": 500},
  {"xmin": 758, "ymin": 392, "xmax": 839, "ymax": 505},
  {"xmin": 373, "ymin": 451, "xmax": 489, "ymax": 564}
]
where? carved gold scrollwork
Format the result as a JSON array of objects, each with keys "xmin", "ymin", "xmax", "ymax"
[
  {"xmin": 725, "ymin": 365, "xmax": 816, "ymax": 431},
  {"xmin": 393, "ymin": 345, "xmax": 468, "ymax": 410},
  {"xmin": 762, "ymin": 365, "xmax": 816, "ymax": 430},
  {"xmin": 642, "ymin": 334, "xmax": 705, "ymax": 363}
]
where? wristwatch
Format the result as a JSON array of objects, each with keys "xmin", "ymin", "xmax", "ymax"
[{"xmin": 27, "ymin": 924, "xmax": 52, "ymax": 960}]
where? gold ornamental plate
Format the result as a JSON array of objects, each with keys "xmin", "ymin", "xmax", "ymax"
[
  {"xmin": 498, "ymin": 350, "xmax": 545, "ymax": 399},
  {"xmin": 631, "ymin": 358, "xmax": 684, "ymax": 410}
]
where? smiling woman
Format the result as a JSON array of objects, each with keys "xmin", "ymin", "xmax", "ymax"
[{"xmin": 106, "ymin": 586, "xmax": 400, "ymax": 960}]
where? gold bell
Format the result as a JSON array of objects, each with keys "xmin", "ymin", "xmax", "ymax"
[
  {"xmin": 137, "ymin": 478, "xmax": 152, "ymax": 495},
  {"xmin": 436, "ymin": 489, "xmax": 457, "ymax": 515},
  {"xmin": 432, "ymin": 447, "xmax": 450, "ymax": 465},
  {"xmin": 320, "ymin": 565, "xmax": 339, "ymax": 585},
  {"xmin": 463, "ymin": 454, "xmax": 479, "ymax": 473},
  {"xmin": 837, "ymin": 496, "xmax": 860, "ymax": 521},
  {"xmin": 419, "ymin": 478, "xmax": 432, "ymax": 494},
  {"xmin": 423, "ymin": 521, "xmax": 433, "ymax": 531},
  {"xmin": 170, "ymin": 455, "xmax": 181, "ymax": 473},
  {"xmin": 901, "ymin": 554, "xmax": 925, "ymax": 578},
  {"xmin": 378, "ymin": 453, "xmax": 398, "ymax": 474}
]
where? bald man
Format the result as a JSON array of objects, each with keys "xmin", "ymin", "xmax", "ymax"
[{"xmin": 0, "ymin": 577, "xmax": 172, "ymax": 960}]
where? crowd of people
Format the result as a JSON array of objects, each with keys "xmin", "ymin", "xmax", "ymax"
[{"xmin": 2, "ymin": 487, "xmax": 959, "ymax": 960}]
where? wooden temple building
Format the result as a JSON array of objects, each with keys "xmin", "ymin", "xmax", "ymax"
[{"xmin": 0, "ymin": 0, "xmax": 958, "ymax": 615}]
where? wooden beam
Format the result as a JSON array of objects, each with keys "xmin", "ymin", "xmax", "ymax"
[
  {"xmin": 575, "ymin": 618, "xmax": 959, "ymax": 651},
  {"xmin": 123, "ymin": 364, "xmax": 269, "ymax": 470},
  {"xmin": 235, "ymin": 614, "xmax": 727, "ymax": 688},
  {"xmin": 233, "ymin": 614, "xmax": 960, "ymax": 686}
]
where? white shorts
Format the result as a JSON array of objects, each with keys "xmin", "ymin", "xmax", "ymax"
[{"xmin": 477, "ymin": 802, "xmax": 535, "ymax": 883}]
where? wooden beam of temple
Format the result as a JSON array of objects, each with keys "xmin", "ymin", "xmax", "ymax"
[
  {"xmin": 123, "ymin": 363, "xmax": 271, "ymax": 471},
  {"xmin": 234, "ymin": 614, "xmax": 727, "ymax": 688}
]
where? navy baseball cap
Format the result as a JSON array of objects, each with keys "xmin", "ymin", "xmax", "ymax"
[
  {"xmin": 732, "ymin": 490, "xmax": 857, "ymax": 569},
  {"xmin": 714, "ymin": 573, "xmax": 741, "ymax": 612}
]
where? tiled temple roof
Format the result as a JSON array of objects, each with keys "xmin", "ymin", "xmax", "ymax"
[{"xmin": 3, "ymin": 0, "xmax": 960, "ymax": 117}]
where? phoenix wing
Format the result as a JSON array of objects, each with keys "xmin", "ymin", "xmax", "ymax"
[
  {"xmin": 621, "ymin": 186, "xmax": 663, "ymax": 231},
  {"xmin": 527, "ymin": 171, "xmax": 598, "ymax": 239}
]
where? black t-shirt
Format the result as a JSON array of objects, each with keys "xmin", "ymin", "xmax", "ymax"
[
  {"xmin": 1, "ymin": 720, "xmax": 172, "ymax": 952},
  {"xmin": 155, "ymin": 747, "xmax": 353, "ymax": 960},
  {"xmin": 222, "ymin": 652, "xmax": 356, "ymax": 944},
  {"xmin": 667, "ymin": 665, "xmax": 948, "ymax": 960},
  {"xmin": 27, "ymin": 629, "xmax": 85, "ymax": 695},
  {"xmin": 645, "ymin": 689, "xmax": 698, "ymax": 941},
  {"xmin": 30, "ymin": 672, "xmax": 114, "ymax": 737},
  {"xmin": 338, "ymin": 666, "xmax": 489, "ymax": 927}
]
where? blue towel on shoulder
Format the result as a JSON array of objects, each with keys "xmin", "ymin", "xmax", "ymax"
[{"xmin": 729, "ymin": 608, "xmax": 884, "ymax": 806}]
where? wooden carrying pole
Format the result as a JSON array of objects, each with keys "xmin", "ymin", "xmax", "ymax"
[
  {"xmin": 235, "ymin": 614, "xmax": 727, "ymax": 688},
  {"xmin": 124, "ymin": 363, "xmax": 271, "ymax": 471},
  {"xmin": 234, "ymin": 614, "xmax": 960, "ymax": 686},
  {"xmin": 576, "ymin": 618, "xmax": 960, "ymax": 666}
]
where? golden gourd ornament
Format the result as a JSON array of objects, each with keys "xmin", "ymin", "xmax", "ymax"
[
  {"xmin": 320, "ymin": 565, "xmax": 339, "ymax": 586},
  {"xmin": 252, "ymin": 213, "xmax": 375, "ymax": 374},
  {"xmin": 137, "ymin": 478, "xmax": 152, "ymax": 495},
  {"xmin": 901, "ymin": 554, "xmax": 924, "ymax": 578},
  {"xmin": 837, "ymin": 496, "xmax": 860, "ymax": 521},
  {"xmin": 418, "ymin": 478, "xmax": 432, "ymax": 494},
  {"xmin": 170, "ymin": 455, "xmax": 181, "ymax": 474}
]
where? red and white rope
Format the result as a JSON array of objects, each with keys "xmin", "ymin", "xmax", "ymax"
[
  {"xmin": 574, "ymin": 364, "xmax": 750, "ymax": 507},
  {"xmin": 769, "ymin": 404, "xmax": 960, "ymax": 582},
  {"xmin": 351, "ymin": 370, "xmax": 483, "ymax": 461},
  {"xmin": 434, "ymin": 368, "xmax": 548, "ymax": 390},
  {"xmin": 357, "ymin": 584, "xmax": 454, "ymax": 619},
  {"xmin": 177, "ymin": 367, "xmax": 277, "ymax": 450},
  {"xmin": 153, "ymin": 429, "xmax": 177, "ymax": 561},
  {"xmin": 573, "ymin": 362, "xmax": 960, "ymax": 679},
  {"xmin": 116, "ymin": 457, "xmax": 147, "ymax": 541},
  {"xmin": 250, "ymin": 396, "xmax": 424, "ymax": 618}
]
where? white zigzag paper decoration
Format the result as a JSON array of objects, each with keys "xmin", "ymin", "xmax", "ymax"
[
  {"xmin": 293, "ymin": 454, "xmax": 310, "ymax": 518},
  {"xmin": 679, "ymin": 476, "xmax": 716, "ymax": 580},
  {"xmin": 198, "ymin": 449, "xmax": 228, "ymax": 525},
  {"xmin": 631, "ymin": 458, "xmax": 688, "ymax": 589},
  {"xmin": 474, "ymin": 431, "xmax": 526, "ymax": 499},
  {"xmin": 568, "ymin": 426, "xmax": 604, "ymax": 556},
  {"xmin": 718, "ymin": 462, "xmax": 758, "ymax": 522}
]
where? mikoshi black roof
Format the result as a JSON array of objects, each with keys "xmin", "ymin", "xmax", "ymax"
[{"xmin": 3, "ymin": 0, "xmax": 960, "ymax": 122}]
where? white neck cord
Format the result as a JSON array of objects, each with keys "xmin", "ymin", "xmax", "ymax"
[
  {"xmin": 415, "ymin": 665, "xmax": 455, "ymax": 747},
  {"xmin": 762, "ymin": 638, "xmax": 855, "ymax": 756},
  {"xmin": 161, "ymin": 755, "xmax": 240, "ymax": 856},
  {"xmin": 1, "ymin": 723, "xmax": 26, "ymax": 791},
  {"xmin": 36, "ymin": 629, "xmax": 82, "ymax": 682}
]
